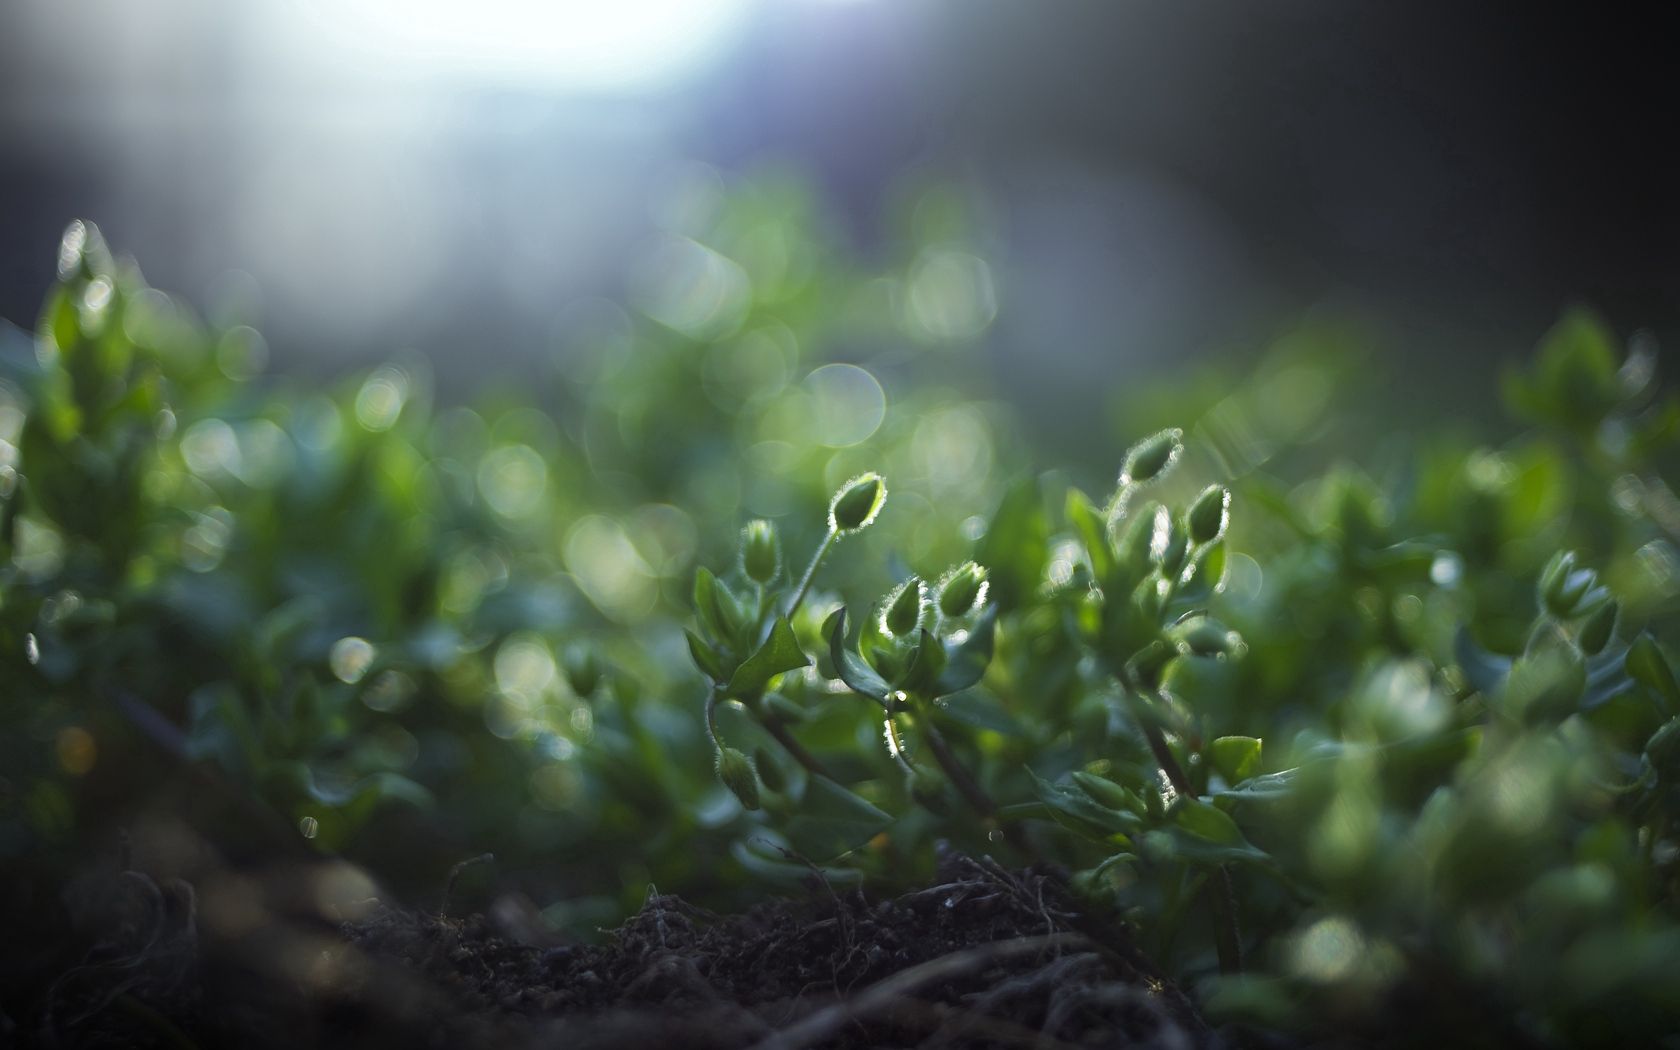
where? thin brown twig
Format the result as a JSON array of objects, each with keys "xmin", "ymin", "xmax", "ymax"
[{"xmin": 746, "ymin": 933, "xmax": 1086, "ymax": 1050}]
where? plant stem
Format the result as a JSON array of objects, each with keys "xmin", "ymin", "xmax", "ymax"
[
  {"xmin": 1129, "ymin": 686, "xmax": 1244, "ymax": 975},
  {"xmin": 918, "ymin": 710, "xmax": 1035, "ymax": 857},
  {"xmin": 704, "ymin": 686, "xmax": 723, "ymax": 750},
  {"xmin": 762, "ymin": 713, "xmax": 835, "ymax": 781},
  {"xmin": 785, "ymin": 529, "xmax": 836, "ymax": 619}
]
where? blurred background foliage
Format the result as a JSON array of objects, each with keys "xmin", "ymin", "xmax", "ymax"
[
  {"xmin": 2, "ymin": 5, "xmax": 1679, "ymax": 1037},
  {"xmin": 2, "ymin": 164, "xmax": 1679, "ymax": 1039}
]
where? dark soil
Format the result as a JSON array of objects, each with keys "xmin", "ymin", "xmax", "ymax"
[{"xmin": 9, "ymin": 850, "xmax": 1230, "ymax": 1050}]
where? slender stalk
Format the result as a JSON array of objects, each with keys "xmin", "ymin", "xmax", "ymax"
[
  {"xmin": 918, "ymin": 710, "xmax": 1035, "ymax": 858},
  {"xmin": 785, "ymin": 529, "xmax": 836, "ymax": 618},
  {"xmin": 762, "ymin": 713, "xmax": 835, "ymax": 781},
  {"xmin": 703, "ymin": 686, "xmax": 723, "ymax": 750},
  {"xmin": 1129, "ymin": 685, "xmax": 1244, "ymax": 975}
]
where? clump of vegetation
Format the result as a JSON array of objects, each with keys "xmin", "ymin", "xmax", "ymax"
[{"xmin": 3, "ymin": 189, "xmax": 1679, "ymax": 1045}]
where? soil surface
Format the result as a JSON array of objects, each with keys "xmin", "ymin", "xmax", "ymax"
[{"xmin": 11, "ymin": 851, "xmax": 1235, "ymax": 1049}]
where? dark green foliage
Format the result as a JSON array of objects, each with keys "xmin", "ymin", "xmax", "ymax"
[{"xmin": 4, "ymin": 191, "xmax": 1680, "ymax": 1045}]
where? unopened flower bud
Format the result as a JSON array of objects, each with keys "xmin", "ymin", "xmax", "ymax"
[
  {"xmin": 1120, "ymin": 428, "xmax": 1184, "ymax": 486},
  {"xmin": 739, "ymin": 519, "xmax": 782, "ymax": 584},
  {"xmin": 715, "ymin": 747, "xmax": 761, "ymax": 810},
  {"xmin": 1186, "ymin": 485, "xmax": 1231, "ymax": 545},
  {"xmin": 1579, "ymin": 599, "xmax": 1618, "ymax": 656},
  {"xmin": 881, "ymin": 576, "xmax": 926, "ymax": 637},
  {"xmin": 829, "ymin": 473, "xmax": 886, "ymax": 533},
  {"xmin": 936, "ymin": 561, "xmax": 989, "ymax": 619}
]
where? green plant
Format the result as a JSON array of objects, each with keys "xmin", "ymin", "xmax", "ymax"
[
  {"xmin": 682, "ymin": 312, "xmax": 1680, "ymax": 1042},
  {"xmin": 7, "ymin": 186, "xmax": 1680, "ymax": 1044}
]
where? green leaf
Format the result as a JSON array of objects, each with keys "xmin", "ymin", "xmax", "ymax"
[
  {"xmin": 693, "ymin": 567, "xmax": 726, "ymax": 642},
  {"xmin": 899, "ymin": 628, "xmax": 948, "ymax": 695},
  {"xmin": 823, "ymin": 608, "xmax": 891, "ymax": 702},
  {"xmin": 1065, "ymin": 486, "xmax": 1111, "ymax": 581},
  {"xmin": 781, "ymin": 777, "xmax": 893, "ymax": 860},
  {"xmin": 1626, "ymin": 634, "xmax": 1680, "ymax": 716},
  {"xmin": 1208, "ymin": 736, "xmax": 1262, "ymax": 784},
  {"xmin": 1072, "ymin": 770, "xmax": 1146, "ymax": 814},
  {"xmin": 1455, "ymin": 627, "xmax": 1512, "ymax": 695},
  {"xmin": 1028, "ymin": 769, "xmax": 1138, "ymax": 842},
  {"xmin": 936, "ymin": 689, "xmax": 1024, "ymax": 736},
  {"xmin": 977, "ymin": 476, "xmax": 1048, "ymax": 609},
  {"xmin": 1213, "ymin": 768, "xmax": 1299, "ymax": 802},
  {"xmin": 934, "ymin": 603, "xmax": 997, "ymax": 697},
  {"xmin": 686, "ymin": 629, "xmax": 725, "ymax": 683},
  {"xmin": 1165, "ymin": 796, "xmax": 1270, "ymax": 865},
  {"xmin": 725, "ymin": 616, "xmax": 809, "ymax": 699}
]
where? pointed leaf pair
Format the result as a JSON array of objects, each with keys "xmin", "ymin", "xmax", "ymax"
[
  {"xmin": 725, "ymin": 616, "xmax": 809, "ymax": 700},
  {"xmin": 824, "ymin": 607, "xmax": 892, "ymax": 703}
]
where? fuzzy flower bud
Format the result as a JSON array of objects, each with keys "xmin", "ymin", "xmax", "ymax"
[
  {"xmin": 881, "ymin": 576, "xmax": 927, "ymax": 637},
  {"xmin": 829, "ymin": 473, "xmax": 887, "ymax": 534},
  {"xmin": 935, "ymin": 561, "xmax": 989, "ymax": 619},
  {"xmin": 1120, "ymin": 428, "xmax": 1184, "ymax": 487},
  {"xmin": 739, "ymin": 519, "xmax": 782, "ymax": 584},
  {"xmin": 715, "ymin": 746, "xmax": 761, "ymax": 811},
  {"xmin": 1186, "ymin": 485, "xmax": 1231, "ymax": 545}
]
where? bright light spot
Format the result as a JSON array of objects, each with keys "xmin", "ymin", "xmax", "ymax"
[
  {"xmin": 330, "ymin": 637, "xmax": 377, "ymax": 684},
  {"xmin": 564, "ymin": 516, "xmax": 657, "ymax": 621},
  {"xmin": 631, "ymin": 236, "xmax": 751, "ymax": 339},
  {"xmin": 1429, "ymin": 551, "xmax": 1463, "ymax": 588},
  {"xmin": 913, "ymin": 406, "xmax": 991, "ymax": 490},
  {"xmin": 217, "ymin": 326, "xmax": 269, "ymax": 382},
  {"xmin": 495, "ymin": 634, "xmax": 558, "ymax": 703},
  {"xmin": 1292, "ymin": 916, "xmax": 1365, "ymax": 983},
  {"xmin": 805, "ymin": 364, "xmax": 886, "ymax": 447},
  {"xmin": 355, "ymin": 366, "xmax": 410, "ymax": 432},
  {"xmin": 302, "ymin": 0, "xmax": 753, "ymax": 92},
  {"xmin": 181, "ymin": 419, "xmax": 243, "ymax": 479},
  {"xmin": 477, "ymin": 445, "xmax": 548, "ymax": 519},
  {"xmin": 905, "ymin": 249, "xmax": 996, "ymax": 342}
]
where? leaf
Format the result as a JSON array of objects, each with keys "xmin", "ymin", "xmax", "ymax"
[
  {"xmin": 1208, "ymin": 736, "xmax": 1262, "ymax": 784},
  {"xmin": 934, "ymin": 603, "xmax": 997, "ymax": 697},
  {"xmin": 692, "ymin": 567, "xmax": 726, "ymax": 642},
  {"xmin": 1626, "ymin": 634, "xmax": 1680, "ymax": 716},
  {"xmin": 1028, "ymin": 769, "xmax": 1139, "ymax": 842},
  {"xmin": 725, "ymin": 616, "xmax": 809, "ymax": 699},
  {"xmin": 899, "ymin": 628, "xmax": 948, "ymax": 695},
  {"xmin": 936, "ymin": 689, "xmax": 1024, "ymax": 736},
  {"xmin": 823, "ymin": 608, "xmax": 891, "ymax": 702},
  {"xmin": 686, "ymin": 629, "xmax": 725, "ymax": 683},
  {"xmin": 1455, "ymin": 627, "xmax": 1512, "ymax": 695},
  {"xmin": 781, "ymin": 777, "xmax": 894, "ymax": 860},
  {"xmin": 730, "ymin": 839, "xmax": 865, "ymax": 884},
  {"xmin": 1164, "ymin": 796, "xmax": 1270, "ymax": 865},
  {"xmin": 1065, "ymin": 486, "xmax": 1110, "ymax": 580},
  {"xmin": 1214, "ymin": 768, "xmax": 1299, "ymax": 802},
  {"xmin": 1072, "ymin": 770, "xmax": 1146, "ymax": 813},
  {"xmin": 977, "ymin": 476, "xmax": 1048, "ymax": 610}
]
